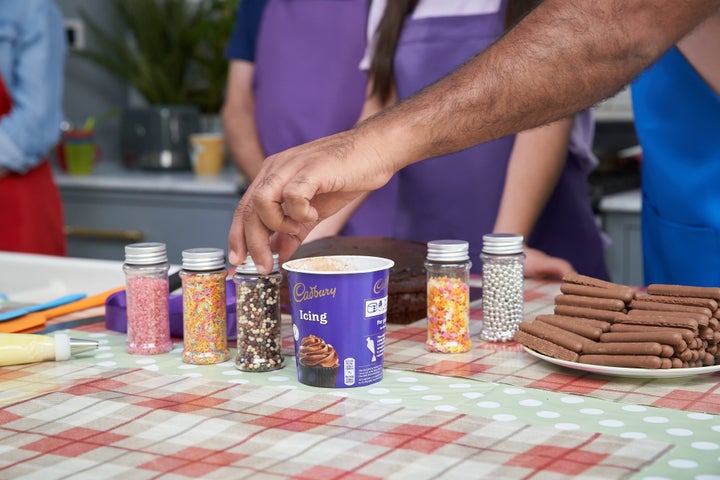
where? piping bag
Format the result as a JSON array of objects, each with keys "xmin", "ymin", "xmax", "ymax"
[{"xmin": 0, "ymin": 333, "xmax": 98, "ymax": 367}]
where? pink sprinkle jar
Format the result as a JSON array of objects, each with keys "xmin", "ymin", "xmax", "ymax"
[{"xmin": 123, "ymin": 242, "xmax": 173, "ymax": 355}]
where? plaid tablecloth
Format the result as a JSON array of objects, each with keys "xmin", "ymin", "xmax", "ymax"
[
  {"xmin": 1, "ymin": 366, "xmax": 673, "ymax": 480},
  {"xmin": 2, "ymin": 277, "xmax": 720, "ymax": 479}
]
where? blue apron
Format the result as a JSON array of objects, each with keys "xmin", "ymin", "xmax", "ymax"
[
  {"xmin": 632, "ymin": 47, "xmax": 720, "ymax": 286},
  {"xmin": 391, "ymin": 4, "xmax": 608, "ymax": 278}
]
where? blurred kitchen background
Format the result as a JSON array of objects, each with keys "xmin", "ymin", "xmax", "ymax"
[{"xmin": 55, "ymin": 0, "xmax": 643, "ymax": 285}]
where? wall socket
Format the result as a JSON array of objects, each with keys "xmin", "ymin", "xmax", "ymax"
[{"xmin": 64, "ymin": 18, "xmax": 85, "ymax": 50}]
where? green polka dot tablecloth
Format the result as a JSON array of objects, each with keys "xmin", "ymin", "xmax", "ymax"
[{"xmin": 17, "ymin": 330, "xmax": 714, "ymax": 480}]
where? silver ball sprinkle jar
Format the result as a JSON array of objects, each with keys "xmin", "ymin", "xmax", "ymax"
[{"xmin": 480, "ymin": 233, "xmax": 525, "ymax": 342}]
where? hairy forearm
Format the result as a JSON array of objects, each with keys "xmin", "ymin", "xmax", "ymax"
[{"xmin": 360, "ymin": 0, "xmax": 718, "ymax": 172}]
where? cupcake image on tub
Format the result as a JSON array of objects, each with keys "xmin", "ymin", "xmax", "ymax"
[{"xmin": 298, "ymin": 335, "xmax": 340, "ymax": 387}]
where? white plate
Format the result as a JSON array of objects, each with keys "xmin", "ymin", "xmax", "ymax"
[{"xmin": 523, "ymin": 346, "xmax": 720, "ymax": 378}]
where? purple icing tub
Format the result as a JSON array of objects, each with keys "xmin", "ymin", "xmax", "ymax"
[{"xmin": 283, "ymin": 255, "xmax": 394, "ymax": 388}]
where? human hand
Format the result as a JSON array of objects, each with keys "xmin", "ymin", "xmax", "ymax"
[
  {"xmin": 228, "ymin": 128, "xmax": 396, "ymax": 273},
  {"xmin": 523, "ymin": 245, "xmax": 575, "ymax": 280}
]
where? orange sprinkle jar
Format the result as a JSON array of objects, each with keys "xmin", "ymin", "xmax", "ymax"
[{"xmin": 425, "ymin": 240, "xmax": 472, "ymax": 353}]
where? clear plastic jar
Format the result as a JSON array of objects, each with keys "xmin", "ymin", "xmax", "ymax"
[
  {"xmin": 425, "ymin": 240, "xmax": 472, "ymax": 353},
  {"xmin": 233, "ymin": 254, "xmax": 285, "ymax": 372},
  {"xmin": 123, "ymin": 242, "xmax": 173, "ymax": 355},
  {"xmin": 180, "ymin": 248, "xmax": 230, "ymax": 364},
  {"xmin": 480, "ymin": 233, "xmax": 525, "ymax": 342}
]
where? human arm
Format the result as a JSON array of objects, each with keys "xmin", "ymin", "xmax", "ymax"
[
  {"xmin": 492, "ymin": 118, "xmax": 575, "ymax": 279},
  {"xmin": 301, "ymin": 80, "xmax": 397, "ymax": 243},
  {"xmin": 221, "ymin": 0, "xmax": 267, "ymax": 182},
  {"xmin": 221, "ymin": 60, "xmax": 266, "ymax": 182},
  {"xmin": 230, "ymin": 0, "xmax": 720, "ymax": 272},
  {"xmin": 0, "ymin": 1, "xmax": 66, "ymax": 173}
]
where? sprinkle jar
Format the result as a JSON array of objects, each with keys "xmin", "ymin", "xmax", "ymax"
[
  {"xmin": 480, "ymin": 233, "xmax": 525, "ymax": 342},
  {"xmin": 233, "ymin": 254, "xmax": 284, "ymax": 372},
  {"xmin": 123, "ymin": 242, "xmax": 173, "ymax": 355},
  {"xmin": 180, "ymin": 248, "xmax": 230, "ymax": 364},
  {"xmin": 425, "ymin": 240, "xmax": 472, "ymax": 353}
]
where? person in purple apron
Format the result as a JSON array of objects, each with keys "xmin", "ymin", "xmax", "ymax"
[
  {"xmin": 632, "ymin": 15, "xmax": 720, "ymax": 286},
  {"xmin": 222, "ymin": 0, "xmax": 398, "ymax": 237},
  {"xmin": 323, "ymin": 0, "xmax": 609, "ymax": 278}
]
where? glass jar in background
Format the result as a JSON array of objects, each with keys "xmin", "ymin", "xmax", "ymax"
[
  {"xmin": 180, "ymin": 248, "xmax": 230, "ymax": 364},
  {"xmin": 123, "ymin": 242, "xmax": 173, "ymax": 355},
  {"xmin": 234, "ymin": 253, "xmax": 285, "ymax": 372},
  {"xmin": 425, "ymin": 239, "xmax": 472, "ymax": 353},
  {"xmin": 480, "ymin": 233, "xmax": 525, "ymax": 342}
]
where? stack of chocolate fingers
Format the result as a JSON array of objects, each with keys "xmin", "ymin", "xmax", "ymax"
[{"xmin": 514, "ymin": 273, "xmax": 720, "ymax": 369}]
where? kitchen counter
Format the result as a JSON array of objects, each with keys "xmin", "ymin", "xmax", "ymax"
[
  {"xmin": 56, "ymin": 161, "xmax": 247, "ymax": 262},
  {"xmin": 598, "ymin": 188, "xmax": 641, "ymax": 214},
  {"xmin": 53, "ymin": 160, "xmax": 247, "ymax": 196}
]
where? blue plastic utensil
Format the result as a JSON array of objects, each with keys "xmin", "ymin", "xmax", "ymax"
[{"xmin": 0, "ymin": 293, "xmax": 87, "ymax": 322}]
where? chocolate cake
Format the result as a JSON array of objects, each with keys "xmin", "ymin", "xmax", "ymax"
[{"xmin": 280, "ymin": 237, "xmax": 427, "ymax": 324}]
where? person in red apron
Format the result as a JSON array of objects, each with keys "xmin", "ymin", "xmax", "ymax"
[{"xmin": 0, "ymin": 0, "xmax": 66, "ymax": 256}]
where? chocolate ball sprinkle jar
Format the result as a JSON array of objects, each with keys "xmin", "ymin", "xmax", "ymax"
[{"xmin": 234, "ymin": 254, "xmax": 285, "ymax": 372}]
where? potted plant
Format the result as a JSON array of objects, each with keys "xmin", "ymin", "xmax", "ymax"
[{"xmin": 76, "ymin": 0, "xmax": 239, "ymax": 168}]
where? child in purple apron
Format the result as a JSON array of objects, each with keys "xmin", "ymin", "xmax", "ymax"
[{"xmin": 224, "ymin": 0, "xmax": 398, "ymax": 237}]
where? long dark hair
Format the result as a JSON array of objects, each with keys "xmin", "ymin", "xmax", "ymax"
[{"xmin": 368, "ymin": 0, "xmax": 540, "ymax": 104}]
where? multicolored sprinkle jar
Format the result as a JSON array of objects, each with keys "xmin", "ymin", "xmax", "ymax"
[
  {"xmin": 234, "ymin": 254, "xmax": 284, "ymax": 372},
  {"xmin": 180, "ymin": 248, "xmax": 230, "ymax": 364},
  {"xmin": 425, "ymin": 240, "xmax": 472, "ymax": 353}
]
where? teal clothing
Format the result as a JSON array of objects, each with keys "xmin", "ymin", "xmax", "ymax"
[{"xmin": 632, "ymin": 47, "xmax": 720, "ymax": 286}]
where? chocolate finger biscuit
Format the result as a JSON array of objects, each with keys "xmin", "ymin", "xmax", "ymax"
[
  {"xmin": 647, "ymin": 284, "xmax": 720, "ymax": 300},
  {"xmin": 562, "ymin": 272, "xmax": 627, "ymax": 290},
  {"xmin": 555, "ymin": 294, "xmax": 626, "ymax": 312},
  {"xmin": 579, "ymin": 354, "xmax": 664, "ymax": 369},
  {"xmin": 599, "ymin": 330, "xmax": 687, "ymax": 351},
  {"xmin": 518, "ymin": 320, "xmax": 592, "ymax": 352},
  {"xmin": 615, "ymin": 313, "xmax": 699, "ymax": 332},
  {"xmin": 627, "ymin": 309, "xmax": 709, "ymax": 327},
  {"xmin": 514, "ymin": 330, "xmax": 580, "ymax": 362},
  {"xmin": 553, "ymin": 305, "xmax": 618, "ymax": 324},
  {"xmin": 636, "ymin": 294, "xmax": 718, "ymax": 311},
  {"xmin": 700, "ymin": 326, "xmax": 715, "ymax": 340},
  {"xmin": 583, "ymin": 341, "xmax": 667, "ymax": 356},
  {"xmin": 629, "ymin": 299, "xmax": 713, "ymax": 317},
  {"xmin": 560, "ymin": 283, "xmax": 635, "ymax": 303},
  {"xmin": 609, "ymin": 323, "xmax": 696, "ymax": 344},
  {"xmin": 535, "ymin": 314, "xmax": 605, "ymax": 340}
]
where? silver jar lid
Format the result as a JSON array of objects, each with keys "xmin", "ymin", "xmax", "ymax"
[
  {"xmin": 235, "ymin": 253, "xmax": 280, "ymax": 274},
  {"xmin": 124, "ymin": 242, "xmax": 168, "ymax": 265},
  {"xmin": 426, "ymin": 239, "xmax": 469, "ymax": 262},
  {"xmin": 482, "ymin": 233, "xmax": 524, "ymax": 254},
  {"xmin": 181, "ymin": 248, "xmax": 226, "ymax": 271}
]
